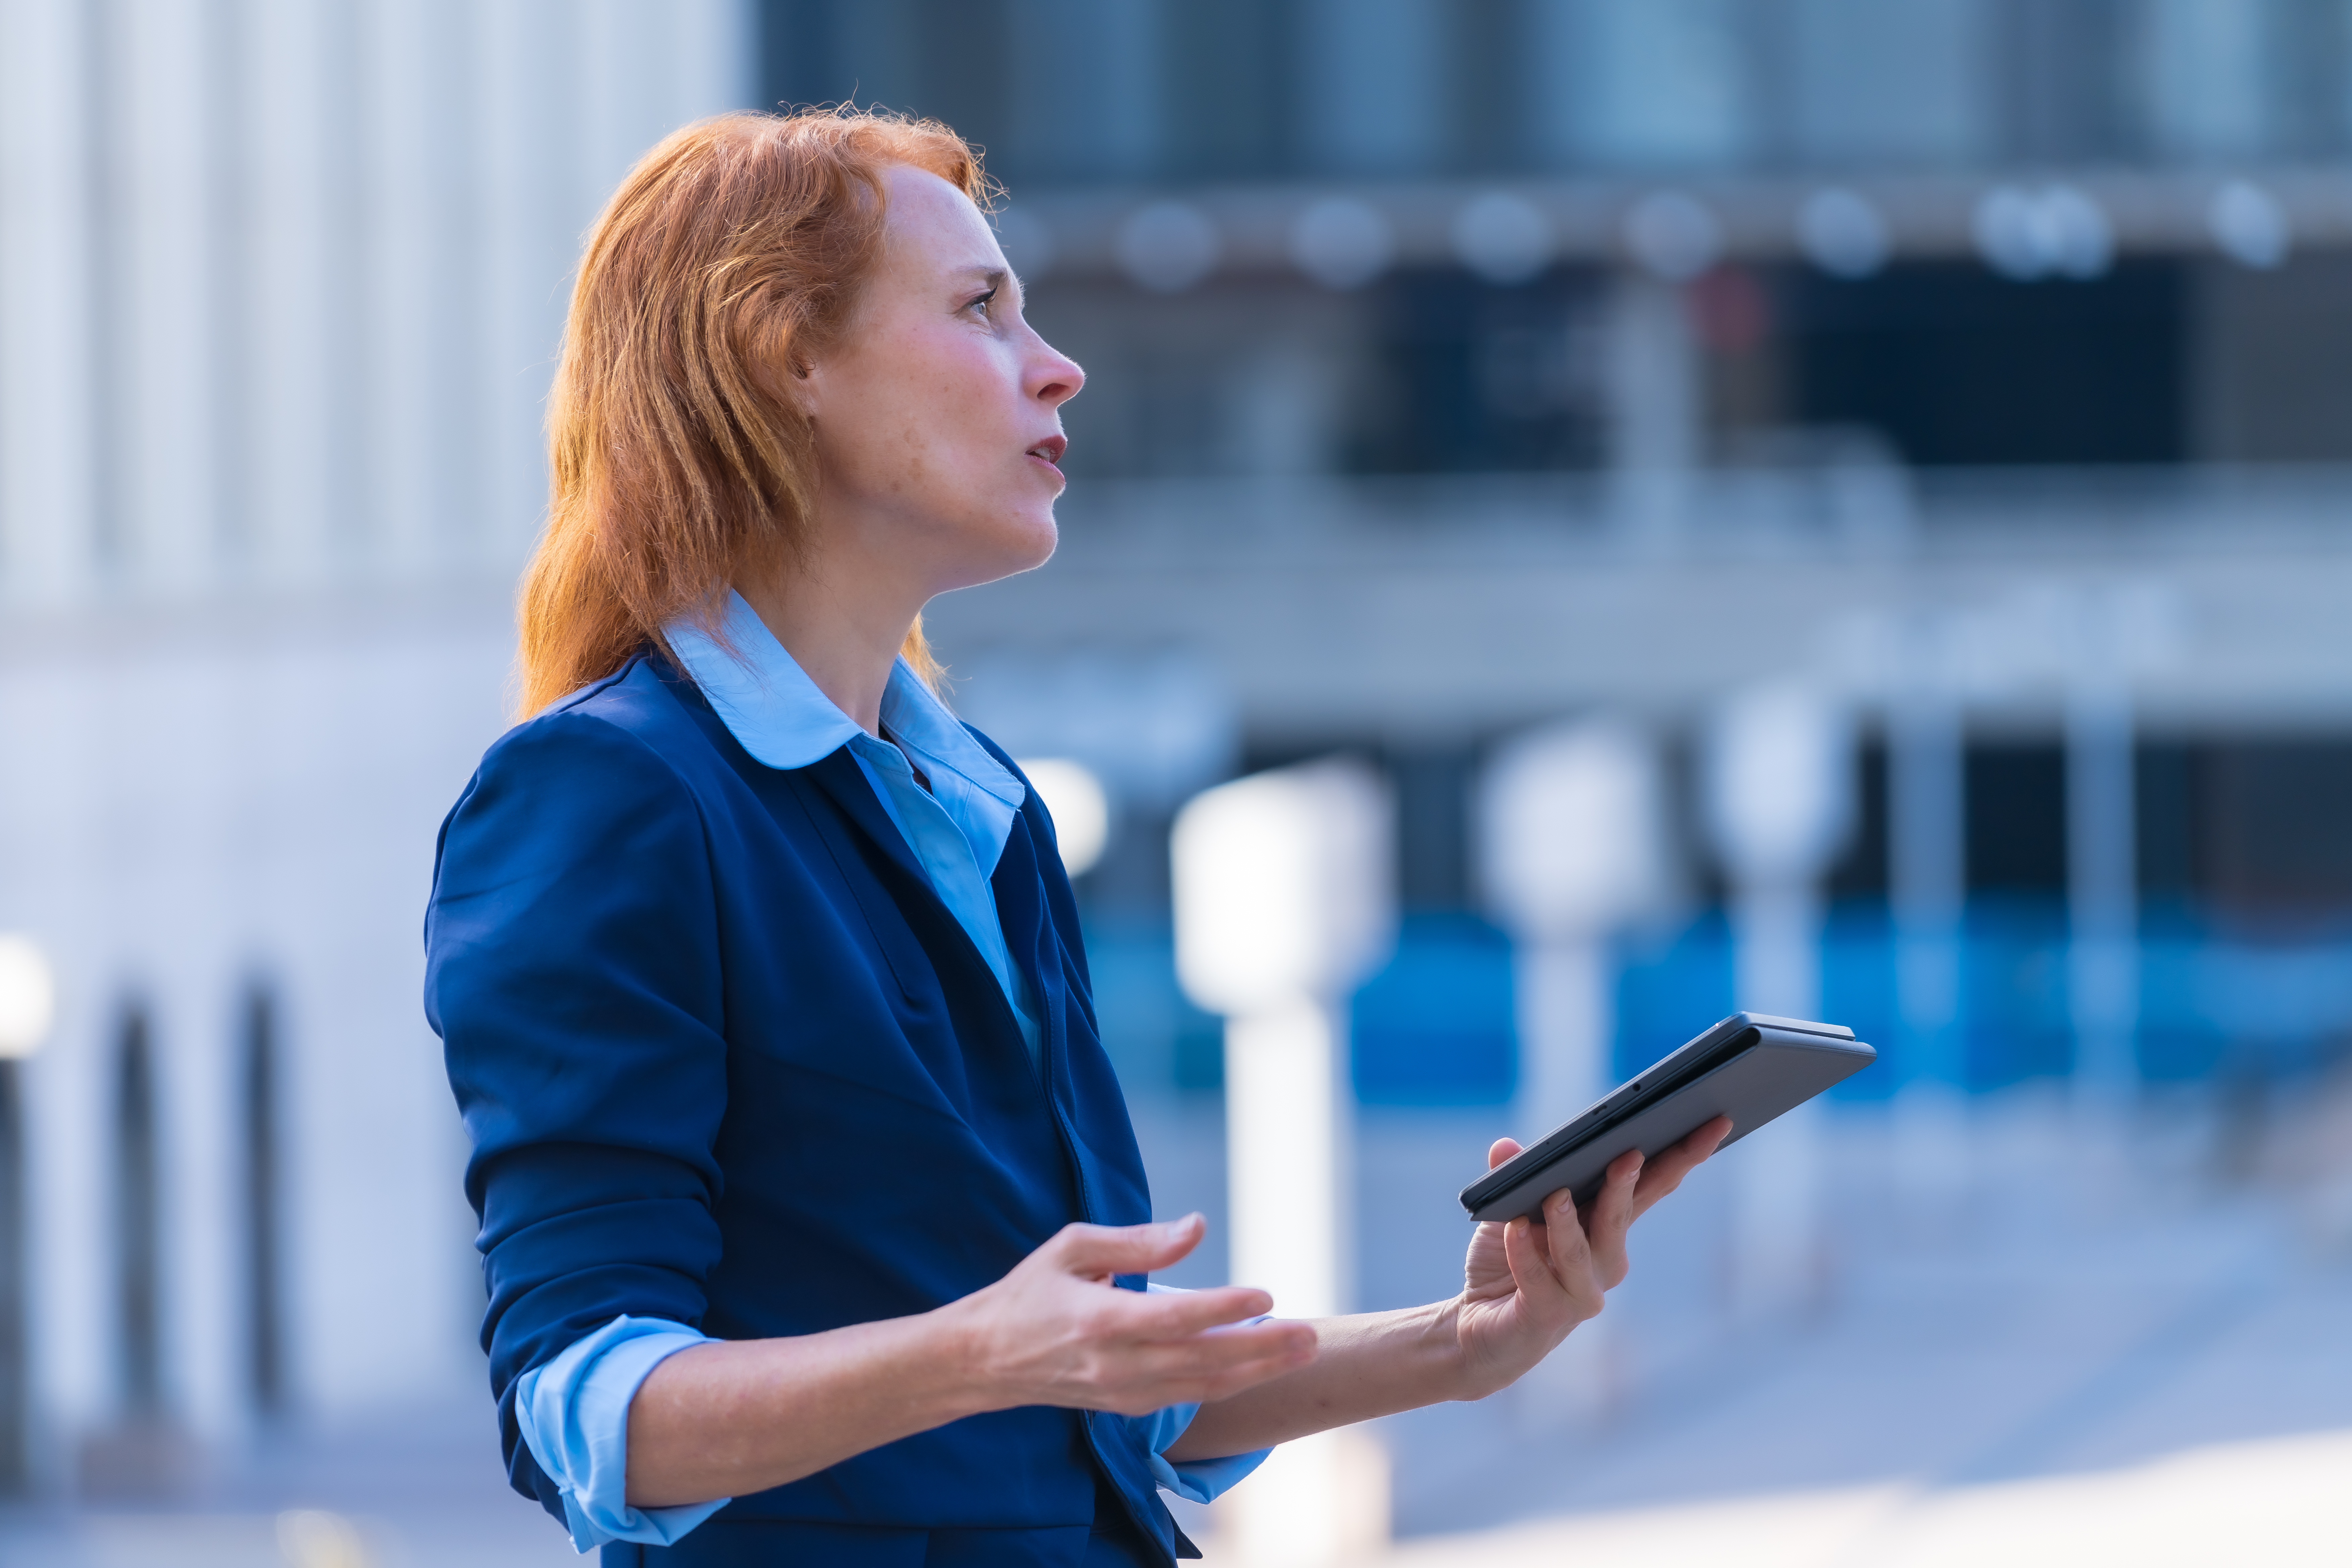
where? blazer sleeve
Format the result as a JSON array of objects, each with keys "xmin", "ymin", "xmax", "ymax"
[{"xmin": 425, "ymin": 708, "xmax": 728, "ymax": 1522}]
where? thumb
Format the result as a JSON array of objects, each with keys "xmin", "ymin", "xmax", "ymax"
[{"xmin": 1044, "ymin": 1214, "xmax": 1205, "ymax": 1278}]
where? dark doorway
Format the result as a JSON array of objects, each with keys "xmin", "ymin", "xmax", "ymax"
[
  {"xmin": 114, "ymin": 1007, "xmax": 160, "ymax": 1417},
  {"xmin": 242, "ymin": 986, "xmax": 285, "ymax": 1419},
  {"xmin": 0, "ymin": 1060, "xmax": 26, "ymax": 1495}
]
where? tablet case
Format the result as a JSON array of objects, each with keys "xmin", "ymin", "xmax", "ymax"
[{"xmin": 1460, "ymin": 1014, "xmax": 1875, "ymax": 1223}]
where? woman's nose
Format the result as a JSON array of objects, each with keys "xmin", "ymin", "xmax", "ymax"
[{"xmin": 1030, "ymin": 342, "xmax": 1084, "ymax": 408}]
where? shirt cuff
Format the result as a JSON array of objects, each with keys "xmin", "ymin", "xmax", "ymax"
[
  {"xmin": 1134, "ymin": 1286, "xmax": 1276, "ymax": 1504},
  {"xmin": 514, "ymin": 1314, "xmax": 730, "ymax": 1553}
]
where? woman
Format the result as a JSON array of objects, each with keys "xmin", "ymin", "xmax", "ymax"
[{"xmin": 429, "ymin": 108, "xmax": 1728, "ymax": 1568}]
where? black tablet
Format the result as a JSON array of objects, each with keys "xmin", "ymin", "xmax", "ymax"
[{"xmin": 1458, "ymin": 1013, "xmax": 1876, "ymax": 1224}]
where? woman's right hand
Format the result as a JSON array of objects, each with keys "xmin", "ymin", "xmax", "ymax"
[{"xmin": 940, "ymin": 1214, "xmax": 1318, "ymax": 1417}]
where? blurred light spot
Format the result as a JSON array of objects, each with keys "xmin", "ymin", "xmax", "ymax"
[
  {"xmin": 1172, "ymin": 761, "xmax": 1393, "ymax": 1014},
  {"xmin": 1797, "ymin": 187, "xmax": 1890, "ymax": 279},
  {"xmin": 1623, "ymin": 190, "xmax": 1722, "ymax": 281},
  {"xmin": 1450, "ymin": 192, "xmax": 1552, "ymax": 285},
  {"xmin": 1115, "ymin": 201, "xmax": 1219, "ymax": 293},
  {"xmin": 1480, "ymin": 718, "xmax": 1672, "ymax": 941},
  {"xmin": 277, "ymin": 1510, "xmax": 369, "ymax": 1568},
  {"xmin": 1289, "ymin": 196, "xmax": 1394, "ymax": 290},
  {"xmin": 1703, "ymin": 683, "xmax": 1856, "ymax": 885},
  {"xmin": 1019, "ymin": 757, "xmax": 1110, "ymax": 876},
  {"xmin": 1973, "ymin": 185, "xmax": 2112, "ymax": 281},
  {"xmin": 0, "ymin": 936, "xmax": 55, "ymax": 1060},
  {"xmin": 2209, "ymin": 179, "xmax": 2290, "ymax": 270},
  {"xmin": 993, "ymin": 205, "xmax": 1055, "ymax": 280}
]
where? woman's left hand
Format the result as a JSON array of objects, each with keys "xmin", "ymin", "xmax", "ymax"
[{"xmin": 1451, "ymin": 1116, "xmax": 1732, "ymax": 1396}]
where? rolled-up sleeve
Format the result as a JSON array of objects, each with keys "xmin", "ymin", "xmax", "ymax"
[
  {"xmin": 515, "ymin": 1313, "xmax": 727, "ymax": 1551},
  {"xmin": 427, "ymin": 710, "xmax": 730, "ymax": 1525},
  {"xmin": 1133, "ymin": 1285, "xmax": 1275, "ymax": 1503}
]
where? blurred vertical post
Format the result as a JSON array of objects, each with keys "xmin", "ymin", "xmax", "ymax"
[
  {"xmin": 1605, "ymin": 272, "xmax": 1698, "ymax": 550},
  {"xmin": 1477, "ymin": 718, "xmax": 1672, "ymax": 1426},
  {"xmin": 1173, "ymin": 760, "xmax": 1395, "ymax": 1568},
  {"xmin": 2067, "ymin": 599, "xmax": 2140, "ymax": 1115},
  {"xmin": 1704, "ymin": 685, "xmax": 1855, "ymax": 1320},
  {"xmin": 0, "ymin": 936, "xmax": 58, "ymax": 1497},
  {"xmin": 1890, "ymin": 618, "xmax": 1971, "ymax": 1208}
]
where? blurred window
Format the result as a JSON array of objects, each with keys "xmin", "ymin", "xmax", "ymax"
[
  {"xmin": 760, "ymin": 0, "xmax": 2352, "ymax": 188},
  {"xmin": 1785, "ymin": 261, "xmax": 2188, "ymax": 467},
  {"xmin": 1345, "ymin": 270, "xmax": 1605, "ymax": 474},
  {"xmin": 1965, "ymin": 744, "xmax": 2067, "ymax": 895},
  {"xmin": 1295, "ymin": 0, "xmax": 1445, "ymax": 176},
  {"xmin": 2137, "ymin": 0, "xmax": 2273, "ymax": 161},
  {"xmin": 1003, "ymin": 0, "xmax": 1162, "ymax": 181},
  {"xmin": 2205, "ymin": 742, "xmax": 2352, "ymax": 922},
  {"xmin": 1785, "ymin": 0, "xmax": 1990, "ymax": 166},
  {"xmin": 1525, "ymin": 0, "xmax": 1753, "ymax": 170}
]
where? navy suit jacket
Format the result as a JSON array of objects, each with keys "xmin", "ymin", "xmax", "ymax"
[{"xmin": 427, "ymin": 655, "xmax": 1188, "ymax": 1565}]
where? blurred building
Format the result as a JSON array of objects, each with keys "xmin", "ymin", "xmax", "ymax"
[
  {"xmin": 4, "ymin": 0, "xmax": 2352, "ymax": 1513},
  {"xmin": 0, "ymin": 0, "xmax": 751, "ymax": 1498},
  {"xmin": 784, "ymin": 0, "xmax": 2352, "ymax": 1095}
]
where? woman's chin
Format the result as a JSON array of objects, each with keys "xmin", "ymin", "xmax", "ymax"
[{"xmin": 935, "ymin": 514, "xmax": 1059, "ymax": 591}]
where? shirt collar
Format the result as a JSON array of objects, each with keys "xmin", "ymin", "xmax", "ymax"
[{"xmin": 664, "ymin": 590, "xmax": 1025, "ymax": 812}]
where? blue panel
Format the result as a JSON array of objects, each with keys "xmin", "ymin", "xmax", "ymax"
[{"xmin": 1350, "ymin": 915, "xmax": 1518, "ymax": 1105}]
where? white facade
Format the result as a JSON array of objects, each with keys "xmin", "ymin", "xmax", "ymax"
[{"xmin": 0, "ymin": 0, "xmax": 753, "ymax": 1486}]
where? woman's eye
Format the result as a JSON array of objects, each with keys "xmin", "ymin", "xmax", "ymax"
[{"xmin": 967, "ymin": 289, "xmax": 997, "ymax": 318}]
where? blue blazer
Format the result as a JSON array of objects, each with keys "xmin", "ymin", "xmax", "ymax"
[{"xmin": 427, "ymin": 655, "xmax": 1187, "ymax": 1566}]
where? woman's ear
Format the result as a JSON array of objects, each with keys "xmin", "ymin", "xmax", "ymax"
[{"xmin": 775, "ymin": 349, "xmax": 822, "ymax": 423}]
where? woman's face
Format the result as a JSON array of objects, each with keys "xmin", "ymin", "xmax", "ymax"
[{"xmin": 797, "ymin": 164, "xmax": 1084, "ymax": 599}]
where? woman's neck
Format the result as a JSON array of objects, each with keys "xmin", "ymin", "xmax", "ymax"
[{"xmin": 733, "ymin": 560, "xmax": 920, "ymax": 737}]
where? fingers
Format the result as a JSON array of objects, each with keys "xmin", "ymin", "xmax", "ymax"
[
  {"xmin": 1507, "ymin": 1208, "xmax": 1597, "ymax": 1327},
  {"xmin": 1578, "ymin": 1149, "xmax": 1642, "ymax": 1288},
  {"xmin": 1630, "ymin": 1116, "xmax": 1731, "ymax": 1221},
  {"xmin": 1043, "ymin": 1215, "xmax": 1206, "ymax": 1279},
  {"xmin": 1121, "ymin": 1284, "xmax": 1277, "ymax": 1338},
  {"xmin": 1107, "ymin": 1337, "xmax": 1317, "ymax": 1412},
  {"xmin": 1097, "ymin": 1320, "xmax": 1318, "ymax": 1412},
  {"xmin": 1487, "ymin": 1136, "xmax": 1523, "ymax": 1171}
]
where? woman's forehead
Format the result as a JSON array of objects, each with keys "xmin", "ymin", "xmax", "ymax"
[{"xmin": 882, "ymin": 164, "xmax": 1001, "ymax": 272}]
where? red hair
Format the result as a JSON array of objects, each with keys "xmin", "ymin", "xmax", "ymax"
[{"xmin": 517, "ymin": 108, "xmax": 987, "ymax": 717}]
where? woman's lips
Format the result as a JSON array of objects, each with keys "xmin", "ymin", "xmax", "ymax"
[{"xmin": 1026, "ymin": 434, "xmax": 1067, "ymax": 479}]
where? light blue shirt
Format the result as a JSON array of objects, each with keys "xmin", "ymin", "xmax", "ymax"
[{"xmin": 512, "ymin": 593, "xmax": 1269, "ymax": 1553}]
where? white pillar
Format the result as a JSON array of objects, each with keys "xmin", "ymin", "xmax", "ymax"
[
  {"xmin": 2067, "ymin": 644, "xmax": 2139, "ymax": 1113},
  {"xmin": 361, "ymin": 0, "xmax": 476, "ymax": 576},
  {"xmin": 240, "ymin": 0, "xmax": 348, "ymax": 584},
  {"xmin": 1604, "ymin": 272, "xmax": 1699, "ymax": 550},
  {"xmin": 1477, "ymin": 718, "xmax": 1671, "ymax": 1427},
  {"xmin": 0, "ymin": 0, "xmax": 101, "ymax": 605},
  {"xmin": 114, "ymin": 0, "xmax": 224, "ymax": 591},
  {"xmin": 1725, "ymin": 878, "xmax": 1824, "ymax": 1312},
  {"xmin": 477, "ymin": 0, "xmax": 580, "ymax": 568},
  {"xmin": 1223, "ymin": 1000, "xmax": 1350, "ymax": 1324},
  {"xmin": 1705, "ymin": 684, "xmax": 1854, "ymax": 1321},
  {"xmin": 1173, "ymin": 759, "xmax": 1394, "ymax": 1568},
  {"xmin": 1889, "ymin": 626, "xmax": 1970, "ymax": 1206}
]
